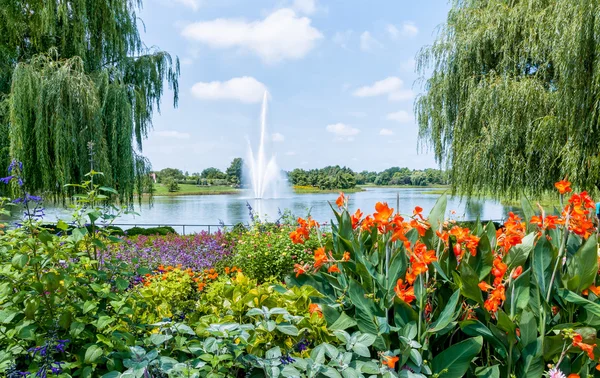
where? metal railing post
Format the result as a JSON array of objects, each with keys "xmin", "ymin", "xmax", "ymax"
[
  {"xmin": 208, "ymin": 225, "xmax": 211, "ymax": 234},
  {"xmin": 183, "ymin": 225, "xmax": 186, "ymax": 235}
]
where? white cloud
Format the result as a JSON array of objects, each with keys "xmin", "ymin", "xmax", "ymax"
[
  {"xmin": 379, "ymin": 128, "xmax": 394, "ymax": 136},
  {"xmin": 333, "ymin": 30, "xmax": 353, "ymax": 50},
  {"xmin": 272, "ymin": 132, "xmax": 285, "ymax": 142},
  {"xmin": 386, "ymin": 24, "xmax": 400, "ymax": 39},
  {"xmin": 360, "ymin": 31, "xmax": 383, "ymax": 51},
  {"xmin": 326, "ymin": 123, "xmax": 360, "ymax": 141},
  {"xmin": 386, "ymin": 110, "xmax": 413, "ymax": 123},
  {"xmin": 352, "ymin": 77, "xmax": 414, "ymax": 102},
  {"xmin": 401, "ymin": 22, "xmax": 419, "ymax": 37},
  {"xmin": 191, "ymin": 76, "xmax": 268, "ymax": 103},
  {"xmin": 387, "ymin": 22, "xmax": 419, "ymax": 39},
  {"xmin": 154, "ymin": 130, "xmax": 191, "ymax": 139},
  {"xmin": 286, "ymin": 151, "xmax": 297, "ymax": 156},
  {"xmin": 181, "ymin": 9, "xmax": 323, "ymax": 64},
  {"xmin": 174, "ymin": 0, "xmax": 201, "ymax": 11},
  {"xmin": 293, "ymin": 0, "xmax": 317, "ymax": 15}
]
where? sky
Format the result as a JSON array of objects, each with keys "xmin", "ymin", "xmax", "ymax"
[{"xmin": 138, "ymin": 0, "xmax": 451, "ymax": 174}]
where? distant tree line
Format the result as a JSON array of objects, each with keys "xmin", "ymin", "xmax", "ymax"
[
  {"xmin": 287, "ymin": 166, "xmax": 357, "ymax": 190},
  {"xmin": 355, "ymin": 167, "xmax": 448, "ymax": 186},
  {"xmin": 154, "ymin": 160, "xmax": 447, "ymax": 193},
  {"xmin": 154, "ymin": 158, "xmax": 243, "ymax": 192},
  {"xmin": 287, "ymin": 166, "xmax": 447, "ymax": 190}
]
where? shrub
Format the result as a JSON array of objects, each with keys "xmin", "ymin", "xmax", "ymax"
[
  {"xmin": 231, "ymin": 223, "xmax": 319, "ymax": 282},
  {"xmin": 124, "ymin": 226, "xmax": 176, "ymax": 236}
]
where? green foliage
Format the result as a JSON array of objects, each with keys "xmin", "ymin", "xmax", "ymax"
[
  {"xmin": 125, "ymin": 226, "xmax": 177, "ymax": 237},
  {"xmin": 288, "ymin": 166, "xmax": 357, "ymax": 190},
  {"xmin": 232, "ymin": 224, "xmax": 319, "ymax": 282},
  {"xmin": 0, "ymin": 0, "xmax": 179, "ymax": 203},
  {"xmin": 157, "ymin": 168, "xmax": 185, "ymax": 182},
  {"xmin": 417, "ymin": 0, "xmax": 600, "ymax": 197},
  {"xmin": 162, "ymin": 177, "xmax": 180, "ymax": 192},
  {"xmin": 201, "ymin": 167, "xmax": 227, "ymax": 181},
  {"xmin": 226, "ymin": 157, "xmax": 243, "ymax": 186}
]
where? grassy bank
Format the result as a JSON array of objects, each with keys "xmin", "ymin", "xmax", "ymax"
[
  {"xmin": 293, "ymin": 186, "xmax": 366, "ymax": 194},
  {"xmin": 152, "ymin": 184, "xmax": 240, "ymax": 196}
]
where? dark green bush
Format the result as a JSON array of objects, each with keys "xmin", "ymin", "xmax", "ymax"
[{"xmin": 125, "ymin": 226, "xmax": 177, "ymax": 236}]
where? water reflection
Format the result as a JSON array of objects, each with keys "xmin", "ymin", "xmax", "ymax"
[{"xmin": 37, "ymin": 187, "xmax": 518, "ymax": 228}]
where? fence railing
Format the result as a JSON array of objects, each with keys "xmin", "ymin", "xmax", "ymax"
[{"xmin": 110, "ymin": 223, "xmax": 235, "ymax": 235}]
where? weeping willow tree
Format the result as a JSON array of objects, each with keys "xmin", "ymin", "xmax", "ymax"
[
  {"xmin": 0, "ymin": 0, "xmax": 179, "ymax": 202},
  {"xmin": 416, "ymin": 0, "xmax": 600, "ymax": 198}
]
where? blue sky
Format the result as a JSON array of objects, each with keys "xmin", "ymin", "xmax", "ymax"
[{"xmin": 138, "ymin": 0, "xmax": 451, "ymax": 174}]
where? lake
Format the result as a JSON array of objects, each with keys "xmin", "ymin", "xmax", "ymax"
[{"xmin": 39, "ymin": 187, "xmax": 517, "ymax": 234}]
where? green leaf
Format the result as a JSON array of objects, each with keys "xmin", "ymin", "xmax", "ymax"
[
  {"xmin": 56, "ymin": 220, "xmax": 69, "ymax": 231},
  {"xmin": 329, "ymin": 312, "xmax": 357, "ymax": 331},
  {"xmin": 505, "ymin": 268, "xmax": 531, "ymax": 317},
  {"xmin": 564, "ymin": 234, "xmax": 598, "ymax": 292},
  {"xmin": 455, "ymin": 263, "xmax": 484, "ymax": 305},
  {"xmin": 468, "ymin": 233, "xmax": 493, "ymax": 281},
  {"xmin": 38, "ymin": 230, "xmax": 53, "ymax": 244},
  {"xmin": 276, "ymin": 323, "xmax": 299, "ymax": 336},
  {"xmin": 515, "ymin": 339, "xmax": 544, "ymax": 378},
  {"xmin": 11, "ymin": 254, "xmax": 28, "ymax": 269},
  {"xmin": 428, "ymin": 290, "xmax": 460, "ymax": 333},
  {"xmin": 505, "ymin": 233, "xmax": 535, "ymax": 272},
  {"xmin": 432, "ymin": 336, "xmax": 483, "ymax": 377},
  {"xmin": 521, "ymin": 196, "xmax": 536, "ymax": 234},
  {"xmin": 115, "ymin": 278, "xmax": 129, "ymax": 291},
  {"xmin": 475, "ymin": 365, "xmax": 500, "ymax": 378},
  {"xmin": 428, "ymin": 193, "xmax": 448, "ymax": 234},
  {"xmin": 460, "ymin": 320, "xmax": 507, "ymax": 356},
  {"xmin": 84, "ymin": 345, "xmax": 104, "ymax": 364},
  {"xmin": 558, "ymin": 289, "xmax": 600, "ymax": 317},
  {"xmin": 99, "ymin": 186, "xmax": 119, "ymax": 195},
  {"xmin": 83, "ymin": 301, "xmax": 97, "ymax": 314},
  {"xmin": 532, "ymin": 234, "xmax": 554, "ymax": 302}
]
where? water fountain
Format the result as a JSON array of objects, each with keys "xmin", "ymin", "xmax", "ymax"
[{"xmin": 245, "ymin": 92, "xmax": 288, "ymax": 199}]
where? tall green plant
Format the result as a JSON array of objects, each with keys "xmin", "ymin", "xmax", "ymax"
[
  {"xmin": 288, "ymin": 186, "xmax": 600, "ymax": 377},
  {"xmin": 417, "ymin": 0, "xmax": 600, "ymax": 197},
  {"xmin": 0, "ymin": 0, "xmax": 179, "ymax": 203}
]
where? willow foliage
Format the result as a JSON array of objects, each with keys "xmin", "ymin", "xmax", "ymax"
[
  {"xmin": 417, "ymin": 0, "xmax": 600, "ymax": 198},
  {"xmin": 0, "ymin": 0, "xmax": 179, "ymax": 202}
]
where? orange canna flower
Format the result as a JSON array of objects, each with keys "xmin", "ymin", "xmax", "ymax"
[
  {"xmin": 588, "ymin": 285, "xmax": 600, "ymax": 296},
  {"xmin": 511, "ymin": 266, "xmax": 523, "ymax": 280},
  {"xmin": 483, "ymin": 284, "xmax": 505, "ymax": 313},
  {"xmin": 351, "ymin": 209, "xmax": 363, "ymax": 229},
  {"xmin": 479, "ymin": 281, "xmax": 493, "ymax": 291},
  {"xmin": 394, "ymin": 279, "xmax": 416, "ymax": 304},
  {"xmin": 336, "ymin": 192, "xmax": 346, "ymax": 208},
  {"xmin": 573, "ymin": 333, "xmax": 597, "ymax": 360},
  {"xmin": 294, "ymin": 264, "xmax": 307, "ymax": 277},
  {"xmin": 382, "ymin": 356, "xmax": 399, "ymax": 369},
  {"xmin": 328, "ymin": 264, "xmax": 341, "ymax": 273},
  {"xmin": 374, "ymin": 202, "xmax": 394, "ymax": 224},
  {"xmin": 492, "ymin": 257, "xmax": 508, "ymax": 286},
  {"xmin": 314, "ymin": 247, "xmax": 329, "ymax": 269},
  {"xmin": 568, "ymin": 374, "xmax": 580, "ymax": 378},
  {"xmin": 342, "ymin": 252, "xmax": 351, "ymax": 261},
  {"xmin": 555, "ymin": 180, "xmax": 572, "ymax": 195},
  {"xmin": 309, "ymin": 303, "xmax": 323, "ymax": 317}
]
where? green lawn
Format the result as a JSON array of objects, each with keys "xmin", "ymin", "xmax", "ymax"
[
  {"xmin": 152, "ymin": 184, "xmax": 240, "ymax": 196},
  {"xmin": 358, "ymin": 184, "xmax": 451, "ymax": 189}
]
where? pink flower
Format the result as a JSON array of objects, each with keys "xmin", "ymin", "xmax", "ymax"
[{"xmin": 548, "ymin": 368, "xmax": 566, "ymax": 378}]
